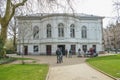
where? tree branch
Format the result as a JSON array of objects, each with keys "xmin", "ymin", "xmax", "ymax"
[
  {"xmin": 14, "ymin": 0, "xmax": 27, "ymax": 8},
  {"xmin": 3, "ymin": 0, "xmax": 11, "ymax": 20},
  {"xmin": 8, "ymin": 0, "xmax": 28, "ymax": 22},
  {"xmin": 2, "ymin": 0, "xmax": 27, "ymax": 26}
]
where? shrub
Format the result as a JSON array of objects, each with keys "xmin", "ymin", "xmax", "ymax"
[
  {"xmin": 0, "ymin": 57, "xmax": 16, "ymax": 64},
  {"xmin": 6, "ymin": 49, "xmax": 15, "ymax": 54}
]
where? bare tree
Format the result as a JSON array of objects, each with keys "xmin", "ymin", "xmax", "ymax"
[
  {"xmin": 110, "ymin": 0, "xmax": 120, "ymax": 50},
  {"xmin": 7, "ymin": 18, "xmax": 18, "ymax": 52},
  {"xmin": 113, "ymin": 0, "xmax": 120, "ymax": 22},
  {"xmin": 0, "ymin": 0, "xmax": 75, "ymax": 43},
  {"xmin": 17, "ymin": 20, "xmax": 33, "ymax": 64},
  {"xmin": 0, "ymin": 0, "xmax": 75, "ymax": 58},
  {"xmin": 0, "ymin": 0, "xmax": 27, "ymax": 44}
]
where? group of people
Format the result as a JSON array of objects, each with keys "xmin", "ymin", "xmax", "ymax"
[
  {"xmin": 56, "ymin": 47, "xmax": 98, "ymax": 63},
  {"xmin": 87, "ymin": 47, "xmax": 98, "ymax": 57},
  {"xmin": 65, "ymin": 49, "xmax": 73, "ymax": 58},
  {"xmin": 77, "ymin": 47, "xmax": 98, "ymax": 57}
]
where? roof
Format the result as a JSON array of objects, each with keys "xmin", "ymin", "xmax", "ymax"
[{"xmin": 16, "ymin": 13, "xmax": 104, "ymax": 20}]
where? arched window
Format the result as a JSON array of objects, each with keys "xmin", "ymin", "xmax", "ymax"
[
  {"xmin": 70, "ymin": 24, "xmax": 75, "ymax": 38},
  {"xmin": 47, "ymin": 24, "xmax": 52, "ymax": 38},
  {"xmin": 58, "ymin": 23, "xmax": 64, "ymax": 37},
  {"xmin": 81, "ymin": 26, "xmax": 87, "ymax": 38},
  {"xmin": 33, "ymin": 26, "xmax": 39, "ymax": 39}
]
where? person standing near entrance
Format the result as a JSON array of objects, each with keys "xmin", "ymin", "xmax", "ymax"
[
  {"xmin": 56, "ymin": 48, "xmax": 63, "ymax": 63},
  {"xmin": 65, "ymin": 49, "xmax": 68, "ymax": 57},
  {"xmin": 69, "ymin": 49, "xmax": 72, "ymax": 58},
  {"xmin": 60, "ymin": 48, "xmax": 63, "ymax": 63},
  {"xmin": 56, "ymin": 48, "xmax": 61, "ymax": 63},
  {"xmin": 78, "ymin": 48, "xmax": 81, "ymax": 57}
]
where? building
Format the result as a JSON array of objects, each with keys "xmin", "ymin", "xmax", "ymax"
[{"xmin": 16, "ymin": 13, "xmax": 104, "ymax": 55}]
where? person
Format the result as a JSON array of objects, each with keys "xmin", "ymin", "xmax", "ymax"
[
  {"xmin": 78, "ymin": 48, "xmax": 81, "ymax": 57},
  {"xmin": 56, "ymin": 48, "xmax": 61, "ymax": 63},
  {"xmin": 89, "ymin": 48, "xmax": 94, "ymax": 57},
  {"xmin": 83, "ymin": 49, "xmax": 87, "ymax": 54},
  {"xmin": 85, "ymin": 50, "xmax": 89, "ymax": 57},
  {"xmin": 65, "ymin": 49, "xmax": 68, "ymax": 57},
  {"xmin": 69, "ymin": 49, "xmax": 72, "ymax": 58},
  {"xmin": 59, "ymin": 48, "xmax": 63, "ymax": 63},
  {"xmin": 93, "ymin": 47, "xmax": 98, "ymax": 57}
]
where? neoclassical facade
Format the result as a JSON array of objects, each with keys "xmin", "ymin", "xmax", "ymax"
[{"xmin": 16, "ymin": 13, "xmax": 104, "ymax": 55}]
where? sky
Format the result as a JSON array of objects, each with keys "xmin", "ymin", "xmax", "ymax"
[
  {"xmin": 73, "ymin": 0, "xmax": 115, "ymax": 28},
  {"xmin": 33, "ymin": 0, "xmax": 116, "ymax": 28}
]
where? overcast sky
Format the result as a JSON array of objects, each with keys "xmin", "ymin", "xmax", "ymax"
[
  {"xmin": 73, "ymin": 0, "xmax": 115, "ymax": 28},
  {"xmin": 33, "ymin": 0, "xmax": 116, "ymax": 28}
]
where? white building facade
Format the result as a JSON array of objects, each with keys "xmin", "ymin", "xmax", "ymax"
[{"xmin": 16, "ymin": 13, "xmax": 104, "ymax": 55}]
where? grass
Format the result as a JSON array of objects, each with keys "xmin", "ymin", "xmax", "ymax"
[
  {"xmin": 86, "ymin": 54, "xmax": 120, "ymax": 78},
  {"xmin": 0, "ymin": 64, "xmax": 49, "ymax": 80}
]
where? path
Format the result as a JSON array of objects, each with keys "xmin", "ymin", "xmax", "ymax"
[{"xmin": 47, "ymin": 63, "xmax": 113, "ymax": 80}]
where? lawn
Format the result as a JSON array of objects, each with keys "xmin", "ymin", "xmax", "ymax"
[
  {"xmin": 0, "ymin": 64, "xmax": 49, "ymax": 80},
  {"xmin": 86, "ymin": 54, "xmax": 120, "ymax": 78}
]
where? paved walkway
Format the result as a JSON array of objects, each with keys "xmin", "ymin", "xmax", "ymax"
[
  {"xmin": 8, "ymin": 54, "xmax": 114, "ymax": 80},
  {"xmin": 47, "ymin": 63, "xmax": 113, "ymax": 80},
  {"xmin": 8, "ymin": 54, "xmax": 87, "ymax": 67}
]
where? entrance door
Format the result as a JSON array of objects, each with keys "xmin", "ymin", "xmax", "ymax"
[
  {"xmin": 82, "ymin": 45, "xmax": 87, "ymax": 52},
  {"xmin": 57, "ymin": 45, "xmax": 65, "ymax": 55},
  {"xmin": 46, "ymin": 45, "xmax": 51, "ymax": 55},
  {"xmin": 24, "ymin": 46, "xmax": 28, "ymax": 55},
  {"xmin": 71, "ymin": 45, "xmax": 76, "ymax": 55}
]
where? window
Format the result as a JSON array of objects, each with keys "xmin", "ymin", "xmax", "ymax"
[
  {"xmin": 58, "ymin": 23, "xmax": 64, "ymax": 37},
  {"xmin": 70, "ymin": 24, "xmax": 75, "ymax": 38},
  {"xmin": 33, "ymin": 26, "xmax": 39, "ymax": 39},
  {"xmin": 33, "ymin": 45, "xmax": 39, "ymax": 52},
  {"xmin": 82, "ymin": 26, "xmax": 87, "ymax": 38},
  {"xmin": 47, "ymin": 24, "xmax": 52, "ymax": 38}
]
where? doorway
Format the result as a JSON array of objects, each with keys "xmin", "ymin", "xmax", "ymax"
[
  {"xmin": 71, "ymin": 45, "xmax": 76, "ymax": 55},
  {"xmin": 57, "ymin": 45, "xmax": 65, "ymax": 55},
  {"xmin": 46, "ymin": 45, "xmax": 51, "ymax": 55},
  {"xmin": 24, "ymin": 46, "xmax": 28, "ymax": 55},
  {"xmin": 82, "ymin": 45, "xmax": 87, "ymax": 52}
]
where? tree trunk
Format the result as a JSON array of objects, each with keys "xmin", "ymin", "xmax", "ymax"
[
  {"xmin": 0, "ymin": 24, "xmax": 8, "ymax": 58},
  {"xmin": 13, "ymin": 32, "xmax": 16, "ymax": 51},
  {"xmin": 0, "ymin": 25, "xmax": 8, "ymax": 45}
]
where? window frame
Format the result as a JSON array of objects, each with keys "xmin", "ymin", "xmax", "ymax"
[
  {"xmin": 46, "ymin": 24, "xmax": 52, "ymax": 38},
  {"xmin": 33, "ymin": 26, "xmax": 39, "ymax": 39},
  {"xmin": 58, "ymin": 23, "xmax": 64, "ymax": 37},
  {"xmin": 33, "ymin": 45, "xmax": 39, "ymax": 52},
  {"xmin": 81, "ymin": 26, "xmax": 87, "ymax": 38},
  {"xmin": 70, "ymin": 24, "xmax": 75, "ymax": 38}
]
